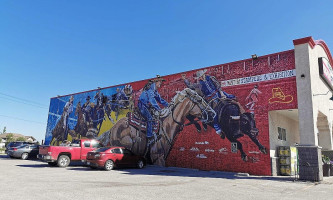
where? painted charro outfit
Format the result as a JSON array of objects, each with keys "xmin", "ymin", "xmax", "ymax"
[{"xmin": 138, "ymin": 78, "xmax": 168, "ymax": 138}]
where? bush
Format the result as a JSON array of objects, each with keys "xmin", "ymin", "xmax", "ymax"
[{"xmin": 322, "ymin": 155, "xmax": 331, "ymax": 165}]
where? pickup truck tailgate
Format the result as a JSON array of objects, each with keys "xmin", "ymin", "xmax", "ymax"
[{"xmin": 39, "ymin": 145, "xmax": 50, "ymax": 155}]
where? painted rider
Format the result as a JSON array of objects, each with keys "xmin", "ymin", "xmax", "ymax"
[
  {"xmin": 182, "ymin": 69, "xmax": 243, "ymax": 138},
  {"xmin": 245, "ymin": 85, "xmax": 262, "ymax": 112},
  {"xmin": 112, "ymin": 88, "xmax": 128, "ymax": 109},
  {"xmin": 138, "ymin": 75, "xmax": 169, "ymax": 140},
  {"xmin": 82, "ymin": 96, "xmax": 93, "ymax": 126},
  {"xmin": 63, "ymin": 96, "xmax": 74, "ymax": 140}
]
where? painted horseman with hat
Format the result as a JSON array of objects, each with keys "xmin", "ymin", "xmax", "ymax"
[
  {"xmin": 63, "ymin": 96, "xmax": 74, "ymax": 140},
  {"xmin": 182, "ymin": 69, "xmax": 244, "ymax": 137},
  {"xmin": 82, "ymin": 95, "xmax": 93, "ymax": 126},
  {"xmin": 138, "ymin": 75, "xmax": 169, "ymax": 140}
]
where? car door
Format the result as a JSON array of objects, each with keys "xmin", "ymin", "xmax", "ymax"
[
  {"xmin": 110, "ymin": 148, "xmax": 124, "ymax": 165},
  {"xmin": 80, "ymin": 141, "xmax": 95, "ymax": 160},
  {"xmin": 120, "ymin": 148, "xmax": 137, "ymax": 166}
]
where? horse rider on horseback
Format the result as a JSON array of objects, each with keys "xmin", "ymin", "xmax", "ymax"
[
  {"xmin": 138, "ymin": 75, "xmax": 169, "ymax": 141},
  {"xmin": 182, "ymin": 70, "xmax": 244, "ymax": 138},
  {"xmin": 82, "ymin": 96, "xmax": 93, "ymax": 126},
  {"xmin": 63, "ymin": 95, "xmax": 74, "ymax": 140}
]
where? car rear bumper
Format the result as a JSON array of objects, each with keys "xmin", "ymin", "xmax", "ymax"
[
  {"xmin": 37, "ymin": 154, "xmax": 55, "ymax": 162},
  {"xmin": 7, "ymin": 151, "xmax": 21, "ymax": 158},
  {"xmin": 86, "ymin": 159, "xmax": 104, "ymax": 168}
]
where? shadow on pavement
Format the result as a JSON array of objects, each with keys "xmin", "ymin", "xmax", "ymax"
[
  {"xmin": 68, "ymin": 164, "xmax": 297, "ymax": 182},
  {"xmin": 3, "ymin": 153, "xmax": 299, "ymax": 182}
]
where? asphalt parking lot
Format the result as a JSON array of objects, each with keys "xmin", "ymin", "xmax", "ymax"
[{"xmin": 0, "ymin": 154, "xmax": 332, "ymax": 200}]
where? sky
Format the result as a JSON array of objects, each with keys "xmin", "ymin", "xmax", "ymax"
[{"xmin": 1, "ymin": 0, "xmax": 333, "ymax": 143}]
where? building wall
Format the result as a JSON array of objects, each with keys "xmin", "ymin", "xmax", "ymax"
[
  {"xmin": 294, "ymin": 38, "xmax": 333, "ymax": 149},
  {"xmin": 45, "ymin": 50, "xmax": 298, "ymax": 175},
  {"xmin": 268, "ymin": 111, "xmax": 300, "ymax": 157}
]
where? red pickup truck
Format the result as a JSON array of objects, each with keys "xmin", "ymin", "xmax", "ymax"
[{"xmin": 38, "ymin": 139, "xmax": 103, "ymax": 167}]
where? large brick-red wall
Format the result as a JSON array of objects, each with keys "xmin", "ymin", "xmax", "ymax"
[
  {"xmin": 46, "ymin": 50, "xmax": 297, "ymax": 176},
  {"xmin": 159, "ymin": 50, "xmax": 297, "ymax": 175}
]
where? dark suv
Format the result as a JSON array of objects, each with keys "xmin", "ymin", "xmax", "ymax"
[{"xmin": 5, "ymin": 142, "xmax": 34, "ymax": 154}]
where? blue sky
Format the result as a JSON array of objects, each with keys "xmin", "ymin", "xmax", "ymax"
[{"xmin": 1, "ymin": 0, "xmax": 333, "ymax": 143}]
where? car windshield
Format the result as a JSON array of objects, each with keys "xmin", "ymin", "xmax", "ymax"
[
  {"xmin": 8, "ymin": 142, "xmax": 22, "ymax": 147},
  {"xmin": 94, "ymin": 147, "xmax": 110, "ymax": 152}
]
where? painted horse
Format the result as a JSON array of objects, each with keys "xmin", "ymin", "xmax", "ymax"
[{"xmin": 97, "ymin": 88, "xmax": 216, "ymax": 166}]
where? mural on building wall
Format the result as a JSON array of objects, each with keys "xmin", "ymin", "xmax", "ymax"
[{"xmin": 45, "ymin": 50, "xmax": 298, "ymax": 175}]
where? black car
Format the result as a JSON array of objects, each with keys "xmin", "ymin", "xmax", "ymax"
[{"xmin": 5, "ymin": 142, "xmax": 34, "ymax": 154}]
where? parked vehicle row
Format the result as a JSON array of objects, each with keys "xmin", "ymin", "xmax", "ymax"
[{"xmin": 37, "ymin": 139, "xmax": 146, "ymax": 170}]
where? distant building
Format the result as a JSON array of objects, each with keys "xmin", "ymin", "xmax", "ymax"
[{"xmin": 0, "ymin": 133, "xmax": 37, "ymax": 144}]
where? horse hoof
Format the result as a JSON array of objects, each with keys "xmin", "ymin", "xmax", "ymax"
[
  {"xmin": 220, "ymin": 132, "xmax": 225, "ymax": 139},
  {"xmin": 260, "ymin": 147, "xmax": 267, "ymax": 154},
  {"xmin": 241, "ymin": 155, "xmax": 248, "ymax": 162}
]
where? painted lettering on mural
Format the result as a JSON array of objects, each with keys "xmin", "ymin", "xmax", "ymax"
[{"xmin": 221, "ymin": 69, "xmax": 296, "ymax": 87}]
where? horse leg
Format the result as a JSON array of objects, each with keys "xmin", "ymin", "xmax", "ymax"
[
  {"xmin": 186, "ymin": 115, "xmax": 201, "ymax": 133},
  {"xmin": 202, "ymin": 123, "xmax": 208, "ymax": 131},
  {"xmin": 226, "ymin": 134, "xmax": 248, "ymax": 161},
  {"xmin": 236, "ymin": 140, "xmax": 248, "ymax": 161},
  {"xmin": 247, "ymin": 133, "xmax": 267, "ymax": 154},
  {"xmin": 150, "ymin": 140, "xmax": 166, "ymax": 166}
]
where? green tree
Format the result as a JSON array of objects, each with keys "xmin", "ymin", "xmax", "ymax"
[
  {"xmin": 16, "ymin": 136, "xmax": 26, "ymax": 142},
  {"xmin": 0, "ymin": 126, "xmax": 6, "ymax": 134},
  {"xmin": 5, "ymin": 133, "xmax": 15, "ymax": 147}
]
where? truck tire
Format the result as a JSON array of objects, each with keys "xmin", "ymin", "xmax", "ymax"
[
  {"xmin": 104, "ymin": 160, "xmax": 114, "ymax": 171},
  {"xmin": 57, "ymin": 155, "xmax": 70, "ymax": 167},
  {"xmin": 21, "ymin": 153, "xmax": 28, "ymax": 160}
]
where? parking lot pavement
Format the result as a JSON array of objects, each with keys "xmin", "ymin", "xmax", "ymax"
[{"xmin": 1, "ymin": 154, "xmax": 333, "ymax": 200}]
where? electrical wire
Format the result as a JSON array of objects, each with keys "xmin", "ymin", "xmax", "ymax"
[
  {"xmin": 0, "ymin": 114, "xmax": 46, "ymax": 125},
  {"xmin": 0, "ymin": 92, "xmax": 48, "ymax": 109}
]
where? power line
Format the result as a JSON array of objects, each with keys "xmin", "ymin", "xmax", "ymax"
[
  {"xmin": 0, "ymin": 92, "xmax": 48, "ymax": 109},
  {"xmin": 0, "ymin": 92, "xmax": 48, "ymax": 106},
  {"xmin": 0, "ymin": 96, "xmax": 48, "ymax": 109},
  {"xmin": 0, "ymin": 114, "xmax": 46, "ymax": 125}
]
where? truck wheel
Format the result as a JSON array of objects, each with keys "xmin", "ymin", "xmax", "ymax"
[
  {"xmin": 104, "ymin": 160, "xmax": 114, "ymax": 171},
  {"xmin": 137, "ymin": 160, "xmax": 145, "ymax": 169},
  {"xmin": 57, "ymin": 155, "xmax": 70, "ymax": 167},
  {"xmin": 48, "ymin": 162, "xmax": 57, "ymax": 167},
  {"xmin": 21, "ymin": 153, "xmax": 28, "ymax": 160}
]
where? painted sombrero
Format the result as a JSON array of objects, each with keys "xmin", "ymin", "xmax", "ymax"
[{"xmin": 268, "ymin": 88, "xmax": 293, "ymax": 104}]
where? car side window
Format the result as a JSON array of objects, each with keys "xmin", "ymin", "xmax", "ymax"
[
  {"xmin": 83, "ymin": 141, "xmax": 91, "ymax": 148},
  {"xmin": 112, "ymin": 148, "xmax": 121, "ymax": 154},
  {"xmin": 91, "ymin": 141, "xmax": 102, "ymax": 148},
  {"xmin": 122, "ymin": 149, "xmax": 133, "ymax": 155}
]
